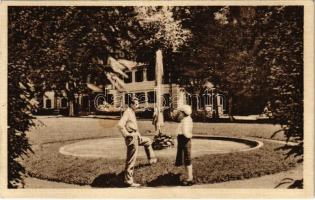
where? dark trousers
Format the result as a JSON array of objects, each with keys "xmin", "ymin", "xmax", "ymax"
[{"xmin": 175, "ymin": 134, "xmax": 192, "ymax": 166}]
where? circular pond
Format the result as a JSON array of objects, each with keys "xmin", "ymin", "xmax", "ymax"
[{"xmin": 59, "ymin": 136, "xmax": 263, "ymax": 159}]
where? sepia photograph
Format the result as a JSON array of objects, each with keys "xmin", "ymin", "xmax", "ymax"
[{"xmin": 0, "ymin": 0, "xmax": 314, "ymax": 198}]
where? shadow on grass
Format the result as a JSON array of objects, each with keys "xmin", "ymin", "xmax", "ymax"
[
  {"xmin": 91, "ymin": 172, "xmax": 181, "ymax": 188},
  {"xmin": 274, "ymin": 178, "xmax": 303, "ymax": 189},
  {"xmin": 91, "ymin": 163, "xmax": 152, "ymax": 188},
  {"xmin": 147, "ymin": 173, "xmax": 181, "ymax": 187},
  {"xmin": 91, "ymin": 172, "xmax": 126, "ymax": 188}
]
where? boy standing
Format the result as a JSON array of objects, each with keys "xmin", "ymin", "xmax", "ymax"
[{"xmin": 175, "ymin": 105, "xmax": 194, "ymax": 186}]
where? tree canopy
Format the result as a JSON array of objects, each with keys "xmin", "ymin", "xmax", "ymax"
[
  {"xmin": 8, "ymin": 6, "xmax": 303, "ymax": 188},
  {"xmin": 8, "ymin": 6, "xmax": 191, "ymax": 187}
]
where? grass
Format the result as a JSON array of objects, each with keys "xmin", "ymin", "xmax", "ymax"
[
  {"xmin": 23, "ymin": 140, "xmax": 296, "ymax": 187},
  {"xmin": 28, "ymin": 117, "xmax": 286, "ymax": 145},
  {"xmin": 22, "ymin": 116, "xmax": 297, "ymax": 187}
]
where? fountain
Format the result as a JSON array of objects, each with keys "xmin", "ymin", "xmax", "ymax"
[
  {"xmin": 151, "ymin": 49, "xmax": 175, "ymax": 150},
  {"xmin": 59, "ymin": 135, "xmax": 263, "ymax": 159}
]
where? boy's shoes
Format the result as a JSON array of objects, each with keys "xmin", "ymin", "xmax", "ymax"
[
  {"xmin": 126, "ymin": 182, "xmax": 141, "ymax": 187},
  {"xmin": 181, "ymin": 180, "xmax": 194, "ymax": 186},
  {"xmin": 148, "ymin": 158, "xmax": 158, "ymax": 165}
]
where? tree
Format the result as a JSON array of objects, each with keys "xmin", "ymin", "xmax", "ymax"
[
  {"xmin": 258, "ymin": 6, "xmax": 303, "ymax": 188},
  {"xmin": 176, "ymin": 6, "xmax": 304, "ymax": 187},
  {"xmin": 134, "ymin": 7, "xmax": 191, "ymax": 134},
  {"xmin": 8, "ymin": 6, "xmax": 136, "ymax": 187},
  {"xmin": 8, "ymin": 6, "xmax": 191, "ymax": 187},
  {"xmin": 134, "ymin": 7, "xmax": 191, "ymax": 52},
  {"xmin": 171, "ymin": 6, "xmax": 302, "ymax": 119},
  {"xmin": 167, "ymin": 7, "xmax": 262, "ymax": 119},
  {"xmin": 8, "ymin": 63, "xmax": 36, "ymax": 188},
  {"xmin": 9, "ymin": 6, "xmax": 303, "ymax": 188}
]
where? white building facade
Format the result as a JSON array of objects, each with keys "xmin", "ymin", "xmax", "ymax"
[
  {"xmin": 40, "ymin": 64, "xmax": 226, "ymax": 117},
  {"xmin": 104, "ymin": 64, "xmax": 226, "ymax": 116}
]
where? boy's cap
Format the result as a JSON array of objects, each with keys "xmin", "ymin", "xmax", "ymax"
[
  {"xmin": 125, "ymin": 120, "xmax": 137, "ymax": 132},
  {"xmin": 179, "ymin": 105, "xmax": 192, "ymax": 116}
]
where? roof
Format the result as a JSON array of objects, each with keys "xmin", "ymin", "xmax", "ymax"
[{"xmin": 116, "ymin": 59, "xmax": 147, "ymax": 71}]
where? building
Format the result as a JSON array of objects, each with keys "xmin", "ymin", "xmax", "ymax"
[
  {"xmin": 38, "ymin": 60, "xmax": 226, "ymax": 117},
  {"xmin": 40, "ymin": 90, "xmax": 92, "ymax": 115},
  {"xmin": 104, "ymin": 62, "xmax": 226, "ymax": 116}
]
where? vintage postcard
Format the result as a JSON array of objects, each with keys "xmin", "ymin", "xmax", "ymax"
[{"xmin": 0, "ymin": 0, "xmax": 314, "ymax": 198}]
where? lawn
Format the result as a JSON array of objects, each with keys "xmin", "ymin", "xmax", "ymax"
[
  {"xmin": 22, "ymin": 116, "xmax": 297, "ymax": 187},
  {"xmin": 23, "ymin": 140, "xmax": 296, "ymax": 187},
  {"xmin": 28, "ymin": 116, "xmax": 286, "ymax": 145}
]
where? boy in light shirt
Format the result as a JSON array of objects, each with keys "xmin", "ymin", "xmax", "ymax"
[{"xmin": 175, "ymin": 105, "xmax": 194, "ymax": 186}]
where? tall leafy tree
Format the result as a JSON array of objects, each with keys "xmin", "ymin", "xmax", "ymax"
[
  {"xmin": 8, "ymin": 6, "xmax": 137, "ymax": 187},
  {"xmin": 8, "ymin": 6, "xmax": 303, "ymax": 188},
  {"xmin": 8, "ymin": 6, "xmax": 190, "ymax": 187},
  {"xmin": 176, "ymin": 6, "xmax": 304, "ymax": 187},
  {"xmin": 258, "ymin": 7, "xmax": 303, "ymax": 188}
]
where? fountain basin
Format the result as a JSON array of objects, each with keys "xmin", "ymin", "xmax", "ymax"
[{"xmin": 59, "ymin": 135, "xmax": 263, "ymax": 159}]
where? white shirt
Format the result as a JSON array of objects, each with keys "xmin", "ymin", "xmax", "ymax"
[
  {"xmin": 177, "ymin": 116, "xmax": 193, "ymax": 138},
  {"xmin": 117, "ymin": 107, "xmax": 138, "ymax": 137}
]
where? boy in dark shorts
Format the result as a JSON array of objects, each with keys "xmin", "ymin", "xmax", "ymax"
[{"xmin": 175, "ymin": 105, "xmax": 194, "ymax": 186}]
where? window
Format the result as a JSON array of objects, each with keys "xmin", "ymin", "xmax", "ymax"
[
  {"xmin": 106, "ymin": 94, "xmax": 113, "ymax": 104},
  {"xmin": 186, "ymin": 93, "xmax": 192, "ymax": 105},
  {"xmin": 125, "ymin": 93, "xmax": 133, "ymax": 105},
  {"xmin": 192, "ymin": 96, "xmax": 201, "ymax": 110},
  {"xmin": 46, "ymin": 99, "xmax": 52, "ymax": 109},
  {"xmin": 163, "ymin": 72, "xmax": 170, "ymax": 84},
  {"xmin": 135, "ymin": 92, "xmax": 146, "ymax": 103},
  {"xmin": 146, "ymin": 65, "xmax": 155, "ymax": 81},
  {"xmin": 219, "ymin": 95, "xmax": 226, "ymax": 111},
  {"xmin": 96, "ymin": 95, "xmax": 105, "ymax": 106},
  {"xmin": 61, "ymin": 98, "xmax": 68, "ymax": 108},
  {"xmin": 218, "ymin": 96, "xmax": 222, "ymax": 105},
  {"xmin": 163, "ymin": 93, "xmax": 170, "ymax": 107},
  {"xmin": 124, "ymin": 72, "xmax": 132, "ymax": 83},
  {"xmin": 135, "ymin": 69, "xmax": 143, "ymax": 82},
  {"xmin": 147, "ymin": 91, "xmax": 156, "ymax": 103},
  {"xmin": 203, "ymin": 94, "xmax": 212, "ymax": 106}
]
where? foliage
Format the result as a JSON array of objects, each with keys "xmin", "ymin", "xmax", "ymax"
[
  {"xmin": 135, "ymin": 7, "xmax": 191, "ymax": 52},
  {"xmin": 9, "ymin": 6, "xmax": 191, "ymax": 107},
  {"xmin": 173, "ymin": 5, "xmax": 304, "ymax": 165},
  {"xmin": 8, "ymin": 6, "xmax": 135, "ymax": 187},
  {"xmin": 9, "ymin": 7, "xmax": 139, "ymax": 93},
  {"xmin": 8, "ymin": 7, "xmax": 130, "ymax": 189},
  {"xmin": 132, "ymin": 7, "xmax": 192, "ymax": 79},
  {"xmin": 8, "ymin": 6, "xmax": 191, "ymax": 188},
  {"xmin": 176, "ymin": 6, "xmax": 304, "ymax": 187},
  {"xmin": 7, "ymin": 63, "xmax": 37, "ymax": 188},
  {"xmin": 257, "ymin": 7, "xmax": 304, "ymax": 165},
  {"xmin": 8, "ymin": 6, "xmax": 303, "ymax": 188},
  {"xmin": 245, "ymin": 7, "xmax": 303, "ymax": 186}
]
